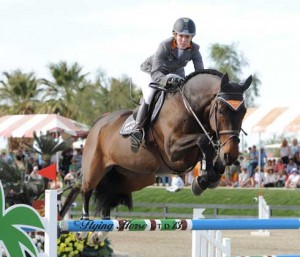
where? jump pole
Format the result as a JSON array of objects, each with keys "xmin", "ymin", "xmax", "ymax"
[{"xmin": 59, "ymin": 218, "xmax": 300, "ymax": 232}]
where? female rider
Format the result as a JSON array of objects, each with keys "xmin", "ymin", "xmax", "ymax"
[{"xmin": 131, "ymin": 17, "xmax": 204, "ymax": 152}]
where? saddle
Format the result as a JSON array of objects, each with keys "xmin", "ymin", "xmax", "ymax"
[{"xmin": 119, "ymin": 90, "xmax": 165, "ymax": 136}]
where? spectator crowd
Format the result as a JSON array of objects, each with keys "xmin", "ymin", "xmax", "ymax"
[{"xmin": 218, "ymin": 138, "xmax": 300, "ymax": 189}]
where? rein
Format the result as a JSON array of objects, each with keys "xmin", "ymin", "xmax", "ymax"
[{"xmin": 178, "ymin": 86, "xmax": 219, "ymax": 153}]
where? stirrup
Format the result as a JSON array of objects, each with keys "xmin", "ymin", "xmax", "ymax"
[{"xmin": 130, "ymin": 128, "xmax": 145, "ymax": 153}]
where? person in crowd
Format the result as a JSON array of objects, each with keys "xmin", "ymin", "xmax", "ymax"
[
  {"xmin": 247, "ymin": 145, "xmax": 258, "ymax": 179},
  {"xmin": 130, "ymin": 17, "xmax": 204, "ymax": 151},
  {"xmin": 238, "ymin": 167, "xmax": 251, "ymax": 187},
  {"xmin": 61, "ymin": 148, "xmax": 73, "ymax": 176},
  {"xmin": 64, "ymin": 167, "xmax": 78, "ymax": 185},
  {"xmin": 286, "ymin": 157, "xmax": 297, "ymax": 173},
  {"xmin": 72, "ymin": 148, "xmax": 83, "ymax": 172},
  {"xmin": 166, "ymin": 175, "xmax": 185, "ymax": 192},
  {"xmin": 274, "ymin": 159, "xmax": 285, "ymax": 174},
  {"xmin": 259, "ymin": 147, "xmax": 268, "ymax": 169},
  {"xmin": 290, "ymin": 138, "xmax": 300, "ymax": 157},
  {"xmin": 262, "ymin": 167, "xmax": 278, "ymax": 187},
  {"xmin": 250, "ymin": 167, "xmax": 264, "ymax": 188},
  {"xmin": 285, "ymin": 168, "xmax": 300, "ymax": 188},
  {"xmin": 28, "ymin": 166, "xmax": 42, "ymax": 181},
  {"xmin": 264, "ymin": 159, "xmax": 274, "ymax": 173},
  {"xmin": 275, "ymin": 168, "xmax": 288, "ymax": 187},
  {"xmin": 293, "ymin": 151, "xmax": 300, "ymax": 166},
  {"xmin": 239, "ymin": 155, "xmax": 247, "ymax": 170},
  {"xmin": 161, "ymin": 176, "xmax": 172, "ymax": 186},
  {"xmin": 222, "ymin": 160, "xmax": 240, "ymax": 187},
  {"xmin": 280, "ymin": 138, "xmax": 290, "ymax": 165}
]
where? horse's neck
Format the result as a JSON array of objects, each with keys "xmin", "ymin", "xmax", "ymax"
[{"xmin": 183, "ymin": 82, "xmax": 218, "ymax": 117}]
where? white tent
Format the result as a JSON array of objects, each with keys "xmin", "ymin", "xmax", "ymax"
[
  {"xmin": 0, "ymin": 114, "xmax": 90, "ymax": 138},
  {"xmin": 241, "ymin": 106, "xmax": 300, "ymax": 148}
]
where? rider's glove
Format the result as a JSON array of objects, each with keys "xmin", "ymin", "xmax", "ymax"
[{"xmin": 165, "ymin": 74, "xmax": 184, "ymax": 87}]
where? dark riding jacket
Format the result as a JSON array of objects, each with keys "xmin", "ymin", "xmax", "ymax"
[{"xmin": 140, "ymin": 37, "xmax": 204, "ymax": 86}]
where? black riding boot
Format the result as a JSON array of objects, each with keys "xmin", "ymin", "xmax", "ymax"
[{"xmin": 131, "ymin": 100, "xmax": 149, "ymax": 152}]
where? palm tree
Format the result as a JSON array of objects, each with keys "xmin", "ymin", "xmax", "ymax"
[
  {"xmin": 41, "ymin": 61, "xmax": 89, "ymax": 119},
  {"xmin": 0, "ymin": 181, "xmax": 44, "ymax": 257},
  {"xmin": 28, "ymin": 131, "xmax": 71, "ymax": 167},
  {"xmin": 208, "ymin": 43, "xmax": 261, "ymax": 107},
  {"xmin": 0, "ymin": 70, "xmax": 42, "ymax": 114}
]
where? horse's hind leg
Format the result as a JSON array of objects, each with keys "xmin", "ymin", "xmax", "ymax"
[{"xmin": 82, "ymin": 190, "xmax": 93, "ymax": 220}]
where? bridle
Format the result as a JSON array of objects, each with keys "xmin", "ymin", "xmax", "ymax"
[
  {"xmin": 179, "ymin": 88, "xmax": 245, "ymax": 155},
  {"xmin": 212, "ymin": 92, "xmax": 245, "ymax": 149}
]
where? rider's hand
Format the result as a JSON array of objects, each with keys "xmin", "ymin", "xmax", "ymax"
[{"xmin": 166, "ymin": 75, "xmax": 184, "ymax": 87}]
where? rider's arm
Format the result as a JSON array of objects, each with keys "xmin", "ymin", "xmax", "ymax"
[
  {"xmin": 191, "ymin": 44, "xmax": 204, "ymax": 71},
  {"xmin": 151, "ymin": 40, "xmax": 170, "ymax": 86}
]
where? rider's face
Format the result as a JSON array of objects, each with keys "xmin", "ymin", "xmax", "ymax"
[{"xmin": 174, "ymin": 33, "xmax": 192, "ymax": 49}]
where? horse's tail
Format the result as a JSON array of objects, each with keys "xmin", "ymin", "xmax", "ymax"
[{"xmin": 94, "ymin": 168, "xmax": 133, "ymax": 217}]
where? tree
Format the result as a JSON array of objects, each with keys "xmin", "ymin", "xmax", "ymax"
[
  {"xmin": 107, "ymin": 76, "xmax": 141, "ymax": 112},
  {"xmin": 41, "ymin": 61, "xmax": 89, "ymax": 119},
  {"xmin": 0, "ymin": 70, "xmax": 42, "ymax": 114},
  {"xmin": 208, "ymin": 43, "xmax": 261, "ymax": 107}
]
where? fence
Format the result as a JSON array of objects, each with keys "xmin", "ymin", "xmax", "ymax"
[{"xmin": 69, "ymin": 202, "xmax": 300, "ymax": 219}]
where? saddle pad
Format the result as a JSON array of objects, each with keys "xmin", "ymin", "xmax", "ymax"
[{"xmin": 120, "ymin": 115, "xmax": 135, "ymax": 136}]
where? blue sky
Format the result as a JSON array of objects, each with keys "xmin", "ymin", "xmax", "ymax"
[{"xmin": 0, "ymin": 0, "xmax": 300, "ymax": 107}]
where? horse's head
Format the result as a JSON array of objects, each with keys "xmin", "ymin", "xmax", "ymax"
[{"xmin": 210, "ymin": 73, "xmax": 252, "ymax": 165}]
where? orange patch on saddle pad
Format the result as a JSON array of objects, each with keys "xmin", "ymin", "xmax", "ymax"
[{"xmin": 226, "ymin": 100, "xmax": 243, "ymax": 110}]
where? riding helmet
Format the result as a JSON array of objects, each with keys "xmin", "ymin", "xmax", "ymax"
[{"xmin": 173, "ymin": 17, "xmax": 196, "ymax": 36}]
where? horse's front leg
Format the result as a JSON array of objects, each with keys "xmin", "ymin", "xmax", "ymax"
[{"xmin": 191, "ymin": 148, "xmax": 225, "ymax": 196}]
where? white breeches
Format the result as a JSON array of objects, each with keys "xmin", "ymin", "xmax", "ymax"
[{"xmin": 141, "ymin": 74, "xmax": 157, "ymax": 105}]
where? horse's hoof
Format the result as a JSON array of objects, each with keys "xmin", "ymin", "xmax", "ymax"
[
  {"xmin": 81, "ymin": 214, "xmax": 89, "ymax": 220},
  {"xmin": 191, "ymin": 177, "xmax": 206, "ymax": 196}
]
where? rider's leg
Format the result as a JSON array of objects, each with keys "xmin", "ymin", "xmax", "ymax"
[
  {"xmin": 131, "ymin": 83, "xmax": 156, "ymax": 152},
  {"xmin": 131, "ymin": 99, "xmax": 149, "ymax": 152}
]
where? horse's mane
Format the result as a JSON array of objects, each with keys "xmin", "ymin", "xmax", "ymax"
[{"xmin": 185, "ymin": 69, "xmax": 224, "ymax": 82}]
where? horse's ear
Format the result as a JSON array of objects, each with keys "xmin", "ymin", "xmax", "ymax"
[
  {"xmin": 242, "ymin": 75, "xmax": 252, "ymax": 92},
  {"xmin": 220, "ymin": 73, "xmax": 229, "ymax": 90}
]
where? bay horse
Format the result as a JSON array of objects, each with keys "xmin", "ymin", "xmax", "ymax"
[{"xmin": 81, "ymin": 69, "xmax": 252, "ymax": 219}]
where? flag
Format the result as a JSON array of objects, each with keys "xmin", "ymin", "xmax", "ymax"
[{"xmin": 38, "ymin": 163, "xmax": 57, "ymax": 181}]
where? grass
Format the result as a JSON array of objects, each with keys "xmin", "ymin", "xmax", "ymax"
[{"xmin": 69, "ymin": 187, "xmax": 300, "ymax": 218}]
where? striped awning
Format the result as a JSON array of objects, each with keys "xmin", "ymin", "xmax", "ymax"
[
  {"xmin": 242, "ymin": 106, "xmax": 300, "ymax": 134},
  {"xmin": 0, "ymin": 114, "xmax": 90, "ymax": 138}
]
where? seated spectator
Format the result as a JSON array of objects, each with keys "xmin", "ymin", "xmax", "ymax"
[
  {"xmin": 229, "ymin": 160, "xmax": 240, "ymax": 187},
  {"xmin": 64, "ymin": 170, "xmax": 77, "ymax": 185},
  {"xmin": 238, "ymin": 168, "xmax": 251, "ymax": 187},
  {"xmin": 28, "ymin": 166, "xmax": 42, "ymax": 181},
  {"xmin": 166, "ymin": 175, "xmax": 185, "ymax": 192},
  {"xmin": 262, "ymin": 167, "xmax": 278, "ymax": 187},
  {"xmin": 285, "ymin": 168, "xmax": 300, "ymax": 188},
  {"xmin": 286, "ymin": 157, "xmax": 297, "ymax": 173},
  {"xmin": 250, "ymin": 168, "xmax": 264, "ymax": 188},
  {"xmin": 274, "ymin": 159, "xmax": 285, "ymax": 174},
  {"xmin": 275, "ymin": 168, "xmax": 288, "ymax": 187},
  {"xmin": 264, "ymin": 159, "xmax": 274, "ymax": 173}
]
